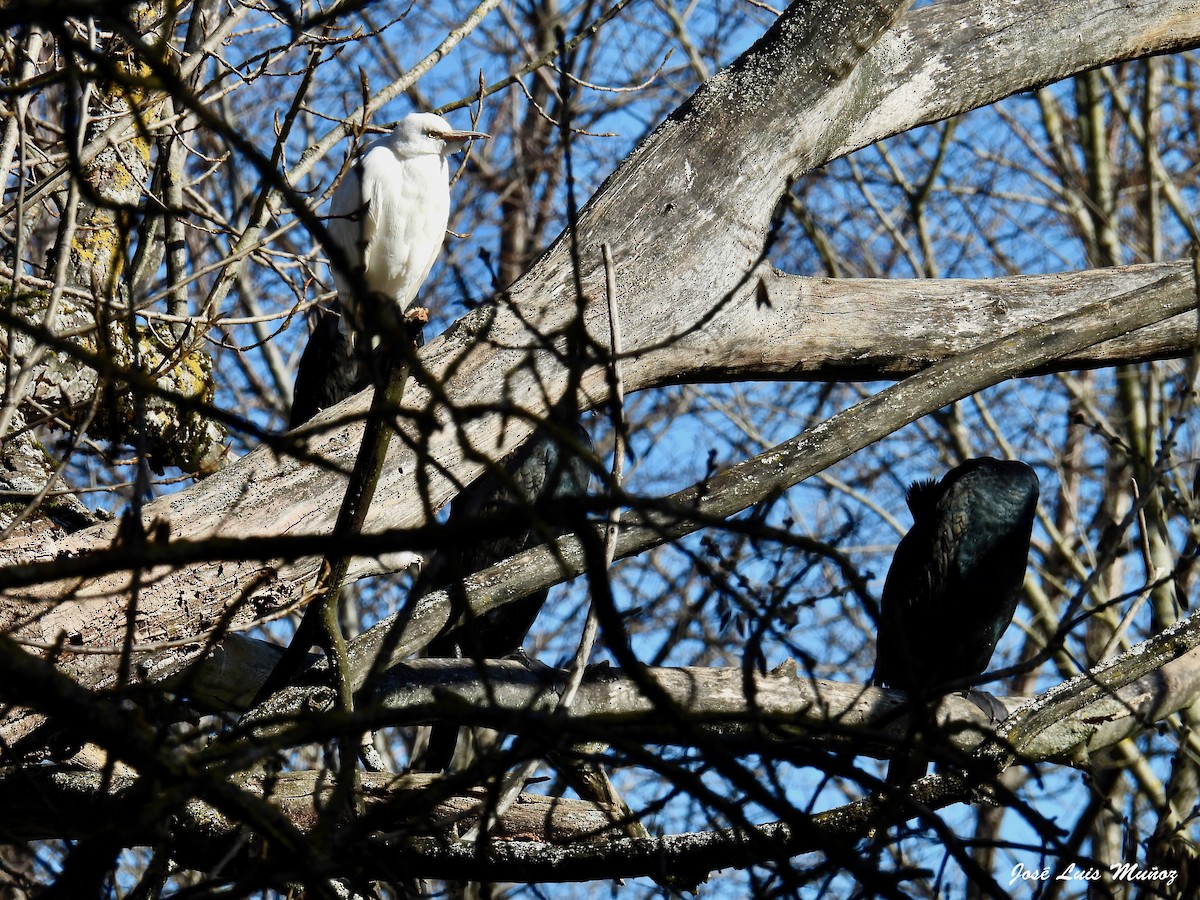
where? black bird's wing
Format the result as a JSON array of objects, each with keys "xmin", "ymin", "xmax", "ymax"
[
  {"xmin": 289, "ymin": 304, "xmax": 361, "ymax": 429},
  {"xmin": 412, "ymin": 420, "xmax": 592, "ymax": 771},
  {"xmin": 288, "ymin": 302, "xmax": 424, "ymax": 429},
  {"xmin": 873, "ymin": 476, "xmax": 959, "ymax": 692}
]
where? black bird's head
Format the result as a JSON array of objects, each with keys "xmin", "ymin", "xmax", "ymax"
[
  {"xmin": 909, "ymin": 457, "xmax": 1038, "ymax": 525},
  {"xmin": 938, "ymin": 456, "xmax": 1038, "ymax": 538},
  {"xmin": 908, "ymin": 458, "xmax": 1039, "ymax": 584}
]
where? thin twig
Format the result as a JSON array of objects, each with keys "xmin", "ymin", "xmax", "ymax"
[
  {"xmin": 565, "ymin": 243, "xmax": 625, "ymax": 700},
  {"xmin": 461, "ymin": 243, "xmax": 625, "ymax": 841},
  {"xmin": 1099, "ymin": 478, "xmax": 1165, "ymax": 661}
]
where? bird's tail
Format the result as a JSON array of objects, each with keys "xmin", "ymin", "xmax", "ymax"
[
  {"xmin": 413, "ymin": 724, "xmax": 461, "ymax": 773},
  {"xmin": 885, "ymin": 694, "xmax": 933, "ymax": 789}
]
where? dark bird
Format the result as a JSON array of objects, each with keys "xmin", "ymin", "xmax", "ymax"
[
  {"xmin": 411, "ymin": 420, "xmax": 592, "ymax": 772},
  {"xmin": 873, "ymin": 457, "xmax": 1039, "ymax": 783},
  {"xmin": 288, "ymin": 302, "xmax": 422, "ymax": 429},
  {"xmin": 289, "ymin": 304, "xmax": 360, "ymax": 429}
]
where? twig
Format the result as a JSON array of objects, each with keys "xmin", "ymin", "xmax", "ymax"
[
  {"xmin": 1098, "ymin": 478, "xmax": 1166, "ymax": 662},
  {"xmin": 458, "ymin": 244, "xmax": 628, "ymax": 844},
  {"xmin": 567, "ymin": 241, "xmax": 625, "ymax": 703},
  {"xmin": 541, "ymin": 244, "xmax": 661, "ymax": 867},
  {"xmin": 245, "ymin": 325, "xmax": 421, "ymax": 820}
]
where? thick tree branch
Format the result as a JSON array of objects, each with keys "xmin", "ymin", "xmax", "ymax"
[
  {"xmin": 3, "ymin": 0, "xmax": 1199, "ymax": 716},
  {"xmin": 367, "ymin": 645, "xmax": 1200, "ymax": 768},
  {"xmin": 0, "ymin": 769, "xmax": 625, "ymax": 849},
  {"xmin": 82, "ymin": 616, "xmax": 1184, "ymax": 888},
  {"xmin": 0, "ymin": 259, "xmax": 1192, "ymax": 591},
  {"xmin": 236, "ymin": 613, "xmax": 1200, "ymax": 886},
  {"xmin": 26, "ymin": 616, "xmax": 1188, "ymax": 888},
  {"xmin": 197, "ymin": 635, "xmax": 1200, "ymax": 775}
]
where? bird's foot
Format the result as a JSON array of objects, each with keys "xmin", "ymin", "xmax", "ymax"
[
  {"xmin": 505, "ymin": 646, "xmax": 532, "ymax": 667},
  {"xmin": 962, "ymin": 688, "xmax": 1009, "ymax": 724},
  {"xmin": 504, "ymin": 649, "xmax": 560, "ymax": 697},
  {"xmin": 506, "ymin": 647, "xmax": 556, "ymax": 679},
  {"xmin": 404, "ymin": 306, "xmax": 430, "ymax": 324},
  {"xmin": 363, "ymin": 550, "xmax": 422, "ymax": 578}
]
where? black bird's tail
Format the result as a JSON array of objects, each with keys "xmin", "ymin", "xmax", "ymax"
[{"xmin": 415, "ymin": 722, "xmax": 462, "ymax": 773}]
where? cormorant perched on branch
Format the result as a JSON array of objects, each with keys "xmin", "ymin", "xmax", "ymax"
[
  {"xmin": 411, "ymin": 420, "xmax": 592, "ymax": 773},
  {"xmin": 290, "ymin": 302, "xmax": 590, "ymax": 774},
  {"xmin": 872, "ymin": 457, "xmax": 1039, "ymax": 783}
]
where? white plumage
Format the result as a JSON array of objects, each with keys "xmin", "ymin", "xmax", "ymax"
[{"xmin": 326, "ymin": 112, "xmax": 487, "ymax": 338}]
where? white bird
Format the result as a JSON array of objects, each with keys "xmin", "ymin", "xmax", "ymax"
[{"xmin": 326, "ymin": 111, "xmax": 488, "ymax": 340}]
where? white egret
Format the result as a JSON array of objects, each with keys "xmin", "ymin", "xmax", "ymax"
[
  {"xmin": 327, "ymin": 111, "xmax": 488, "ymax": 340},
  {"xmin": 260, "ymin": 115, "xmax": 487, "ymax": 710}
]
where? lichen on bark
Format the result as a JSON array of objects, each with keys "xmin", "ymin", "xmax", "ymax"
[
  {"xmin": 100, "ymin": 316, "xmax": 227, "ymax": 475},
  {"xmin": 1, "ymin": 287, "xmax": 227, "ymax": 481}
]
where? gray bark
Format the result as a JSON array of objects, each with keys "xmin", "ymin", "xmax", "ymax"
[
  {"xmin": 1, "ymin": 0, "xmax": 1198, "ymax": 753},
  {"xmin": 0, "ymin": 769, "xmax": 625, "ymax": 848},
  {"xmin": 234, "ymin": 641, "xmax": 1200, "ymax": 772}
]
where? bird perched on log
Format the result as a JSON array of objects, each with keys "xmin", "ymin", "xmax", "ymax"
[
  {"xmin": 411, "ymin": 420, "xmax": 592, "ymax": 773},
  {"xmin": 254, "ymin": 114, "xmax": 485, "ymax": 711},
  {"xmin": 872, "ymin": 457, "xmax": 1039, "ymax": 784},
  {"xmin": 326, "ymin": 111, "xmax": 488, "ymax": 342}
]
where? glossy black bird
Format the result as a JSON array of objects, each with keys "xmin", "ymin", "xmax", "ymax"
[
  {"xmin": 289, "ymin": 302, "xmax": 423, "ymax": 429},
  {"xmin": 412, "ymin": 420, "xmax": 592, "ymax": 772},
  {"xmin": 873, "ymin": 457, "xmax": 1039, "ymax": 783}
]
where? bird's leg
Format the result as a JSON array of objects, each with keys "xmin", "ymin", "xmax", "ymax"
[
  {"xmin": 359, "ymin": 732, "xmax": 387, "ymax": 773},
  {"xmin": 503, "ymin": 646, "xmax": 555, "ymax": 678},
  {"xmin": 404, "ymin": 306, "xmax": 430, "ymax": 324}
]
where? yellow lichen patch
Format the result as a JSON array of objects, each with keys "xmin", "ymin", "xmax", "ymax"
[{"xmin": 96, "ymin": 321, "xmax": 226, "ymax": 475}]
